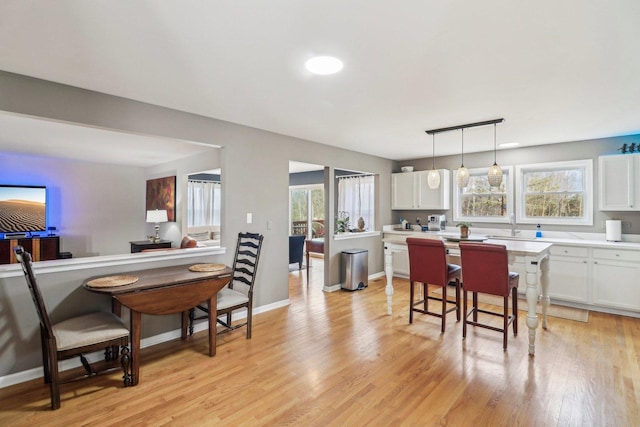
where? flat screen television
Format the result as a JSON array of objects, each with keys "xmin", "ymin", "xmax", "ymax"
[{"xmin": 0, "ymin": 185, "xmax": 47, "ymax": 234}]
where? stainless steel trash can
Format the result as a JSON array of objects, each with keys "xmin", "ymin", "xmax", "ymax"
[{"xmin": 341, "ymin": 249, "xmax": 368, "ymax": 291}]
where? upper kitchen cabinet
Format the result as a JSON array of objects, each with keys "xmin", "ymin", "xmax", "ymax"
[
  {"xmin": 391, "ymin": 170, "xmax": 450, "ymax": 210},
  {"xmin": 599, "ymin": 154, "xmax": 640, "ymax": 211}
]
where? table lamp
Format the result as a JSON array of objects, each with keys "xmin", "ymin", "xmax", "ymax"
[{"xmin": 146, "ymin": 209, "xmax": 168, "ymax": 242}]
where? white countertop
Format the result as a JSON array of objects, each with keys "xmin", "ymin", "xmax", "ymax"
[{"xmin": 382, "ymin": 226, "xmax": 640, "ymax": 251}]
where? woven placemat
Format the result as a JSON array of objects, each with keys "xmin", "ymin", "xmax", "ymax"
[
  {"xmin": 189, "ymin": 263, "xmax": 226, "ymax": 272},
  {"xmin": 86, "ymin": 275, "xmax": 139, "ymax": 288}
]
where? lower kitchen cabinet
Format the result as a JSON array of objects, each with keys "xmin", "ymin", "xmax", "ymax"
[
  {"xmin": 592, "ymin": 248, "xmax": 640, "ymax": 312},
  {"xmin": 548, "ymin": 245, "xmax": 590, "ymax": 303}
]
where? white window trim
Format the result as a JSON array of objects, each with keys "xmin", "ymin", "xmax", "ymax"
[
  {"xmin": 453, "ymin": 166, "xmax": 513, "ymax": 224},
  {"xmin": 515, "ymin": 159, "xmax": 593, "ymax": 226}
]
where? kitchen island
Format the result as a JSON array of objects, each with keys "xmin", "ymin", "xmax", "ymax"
[{"xmin": 383, "ymin": 232, "xmax": 552, "ymax": 356}]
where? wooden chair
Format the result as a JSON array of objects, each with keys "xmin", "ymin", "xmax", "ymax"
[
  {"xmin": 459, "ymin": 242, "xmax": 519, "ymax": 350},
  {"xmin": 13, "ymin": 246, "xmax": 130, "ymax": 410},
  {"xmin": 406, "ymin": 237, "xmax": 461, "ymax": 332},
  {"xmin": 188, "ymin": 232, "xmax": 264, "ymax": 338}
]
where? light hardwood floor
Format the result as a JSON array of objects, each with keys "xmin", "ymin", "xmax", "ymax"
[{"xmin": 1, "ymin": 256, "xmax": 639, "ymax": 426}]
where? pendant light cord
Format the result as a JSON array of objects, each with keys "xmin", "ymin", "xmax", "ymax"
[
  {"xmin": 493, "ymin": 123, "xmax": 497, "ymax": 164},
  {"xmin": 432, "ymin": 134, "xmax": 436, "ymax": 169},
  {"xmin": 461, "ymin": 128, "xmax": 464, "ymax": 166}
]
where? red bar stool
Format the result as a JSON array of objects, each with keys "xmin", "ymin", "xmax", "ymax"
[
  {"xmin": 407, "ymin": 238, "xmax": 462, "ymax": 333},
  {"xmin": 459, "ymin": 242, "xmax": 519, "ymax": 350}
]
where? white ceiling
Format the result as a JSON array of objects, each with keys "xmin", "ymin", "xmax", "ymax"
[
  {"xmin": 0, "ymin": 1, "xmax": 639, "ymax": 165},
  {"xmin": 0, "ymin": 112, "xmax": 215, "ymax": 167}
]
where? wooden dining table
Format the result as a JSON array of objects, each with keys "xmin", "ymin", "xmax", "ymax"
[
  {"xmin": 83, "ymin": 264, "xmax": 232, "ymax": 386},
  {"xmin": 383, "ymin": 234, "xmax": 552, "ymax": 355}
]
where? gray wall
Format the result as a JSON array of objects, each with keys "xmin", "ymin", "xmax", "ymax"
[
  {"xmin": 395, "ymin": 136, "xmax": 640, "ymax": 235},
  {"xmin": 0, "ymin": 71, "xmax": 393, "ymax": 379}
]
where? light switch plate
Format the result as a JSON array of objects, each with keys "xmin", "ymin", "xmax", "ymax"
[{"xmin": 246, "ymin": 213, "xmax": 252, "ymax": 224}]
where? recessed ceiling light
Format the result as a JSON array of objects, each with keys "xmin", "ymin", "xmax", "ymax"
[
  {"xmin": 499, "ymin": 142, "xmax": 519, "ymax": 148},
  {"xmin": 305, "ymin": 56, "xmax": 344, "ymax": 75}
]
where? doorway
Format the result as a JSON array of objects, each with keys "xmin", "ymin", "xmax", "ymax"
[{"xmin": 289, "ymin": 161, "xmax": 325, "ymax": 284}]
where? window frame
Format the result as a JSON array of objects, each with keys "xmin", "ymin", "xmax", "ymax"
[
  {"xmin": 336, "ymin": 174, "xmax": 376, "ymax": 233},
  {"xmin": 452, "ymin": 166, "xmax": 513, "ymax": 224},
  {"xmin": 515, "ymin": 159, "xmax": 593, "ymax": 226}
]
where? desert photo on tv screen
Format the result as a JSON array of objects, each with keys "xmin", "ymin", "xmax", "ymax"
[{"xmin": 0, "ymin": 186, "xmax": 46, "ymax": 233}]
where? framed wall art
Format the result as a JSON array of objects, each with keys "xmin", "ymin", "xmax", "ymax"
[{"xmin": 146, "ymin": 176, "xmax": 176, "ymax": 221}]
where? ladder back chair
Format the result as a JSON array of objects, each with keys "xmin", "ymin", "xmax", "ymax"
[
  {"xmin": 459, "ymin": 242, "xmax": 519, "ymax": 350},
  {"xmin": 188, "ymin": 232, "xmax": 264, "ymax": 339},
  {"xmin": 406, "ymin": 237, "xmax": 462, "ymax": 333},
  {"xmin": 13, "ymin": 246, "xmax": 130, "ymax": 410}
]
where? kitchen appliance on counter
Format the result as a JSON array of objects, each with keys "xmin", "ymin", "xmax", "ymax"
[{"xmin": 428, "ymin": 215, "xmax": 446, "ymax": 231}]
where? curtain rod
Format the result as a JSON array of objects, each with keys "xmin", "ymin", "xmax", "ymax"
[
  {"xmin": 188, "ymin": 179, "xmax": 220, "ymax": 183},
  {"xmin": 337, "ymin": 173, "xmax": 375, "ymax": 179},
  {"xmin": 425, "ymin": 118, "xmax": 504, "ymax": 135}
]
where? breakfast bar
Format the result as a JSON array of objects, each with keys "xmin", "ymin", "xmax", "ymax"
[{"xmin": 383, "ymin": 233, "xmax": 552, "ymax": 355}]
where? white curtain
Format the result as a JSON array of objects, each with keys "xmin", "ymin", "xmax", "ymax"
[
  {"xmin": 338, "ymin": 175, "xmax": 375, "ymax": 231},
  {"xmin": 187, "ymin": 180, "xmax": 220, "ymax": 227}
]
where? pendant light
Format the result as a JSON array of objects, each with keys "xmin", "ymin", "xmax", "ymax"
[
  {"xmin": 456, "ymin": 128, "xmax": 470, "ymax": 188},
  {"xmin": 487, "ymin": 123, "xmax": 503, "ymax": 187},
  {"xmin": 427, "ymin": 133, "xmax": 440, "ymax": 189}
]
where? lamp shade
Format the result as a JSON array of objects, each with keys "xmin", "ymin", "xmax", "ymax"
[
  {"xmin": 456, "ymin": 166, "xmax": 470, "ymax": 188},
  {"xmin": 427, "ymin": 169, "xmax": 441, "ymax": 189},
  {"xmin": 487, "ymin": 163, "xmax": 503, "ymax": 187},
  {"xmin": 146, "ymin": 209, "xmax": 168, "ymax": 223}
]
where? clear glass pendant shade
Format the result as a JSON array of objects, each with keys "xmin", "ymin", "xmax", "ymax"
[
  {"xmin": 487, "ymin": 163, "xmax": 503, "ymax": 187},
  {"xmin": 427, "ymin": 169, "xmax": 440, "ymax": 189},
  {"xmin": 456, "ymin": 165, "xmax": 470, "ymax": 188}
]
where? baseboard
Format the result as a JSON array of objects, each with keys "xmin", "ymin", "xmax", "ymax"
[
  {"xmin": 325, "ymin": 271, "xmax": 386, "ymax": 293},
  {"xmin": 0, "ymin": 298, "xmax": 291, "ymax": 390}
]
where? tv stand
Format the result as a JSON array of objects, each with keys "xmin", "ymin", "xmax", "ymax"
[{"xmin": 0, "ymin": 236, "xmax": 60, "ymax": 265}]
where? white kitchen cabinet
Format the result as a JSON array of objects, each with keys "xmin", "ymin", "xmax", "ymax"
[
  {"xmin": 391, "ymin": 248, "xmax": 410, "ymax": 277},
  {"xmin": 592, "ymin": 248, "xmax": 640, "ymax": 312},
  {"xmin": 599, "ymin": 154, "xmax": 640, "ymax": 210},
  {"xmin": 391, "ymin": 170, "xmax": 450, "ymax": 210},
  {"xmin": 391, "ymin": 172, "xmax": 415, "ymax": 209},
  {"xmin": 548, "ymin": 245, "xmax": 589, "ymax": 303}
]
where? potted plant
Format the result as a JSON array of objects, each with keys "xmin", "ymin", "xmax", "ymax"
[
  {"xmin": 456, "ymin": 222, "xmax": 472, "ymax": 238},
  {"xmin": 337, "ymin": 216, "xmax": 350, "ymax": 233}
]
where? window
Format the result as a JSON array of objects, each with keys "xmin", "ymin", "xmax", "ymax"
[
  {"xmin": 337, "ymin": 174, "xmax": 375, "ymax": 232},
  {"xmin": 515, "ymin": 159, "xmax": 593, "ymax": 225},
  {"xmin": 453, "ymin": 167, "xmax": 513, "ymax": 223},
  {"xmin": 289, "ymin": 185, "xmax": 324, "ymax": 238},
  {"xmin": 187, "ymin": 180, "xmax": 221, "ymax": 227}
]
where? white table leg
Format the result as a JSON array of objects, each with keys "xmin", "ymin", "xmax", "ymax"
[
  {"xmin": 384, "ymin": 247, "xmax": 394, "ymax": 315},
  {"xmin": 539, "ymin": 256, "xmax": 550, "ymax": 329},
  {"xmin": 524, "ymin": 255, "xmax": 541, "ymax": 356}
]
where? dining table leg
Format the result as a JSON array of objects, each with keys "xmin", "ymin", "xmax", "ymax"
[
  {"xmin": 383, "ymin": 246, "xmax": 394, "ymax": 315},
  {"xmin": 208, "ymin": 296, "xmax": 217, "ymax": 357},
  {"xmin": 129, "ymin": 310, "xmax": 142, "ymax": 386}
]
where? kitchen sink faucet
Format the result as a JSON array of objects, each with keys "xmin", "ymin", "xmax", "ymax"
[{"xmin": 510, "ymin": 214, "xmax": 519, "ymax": 237}]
